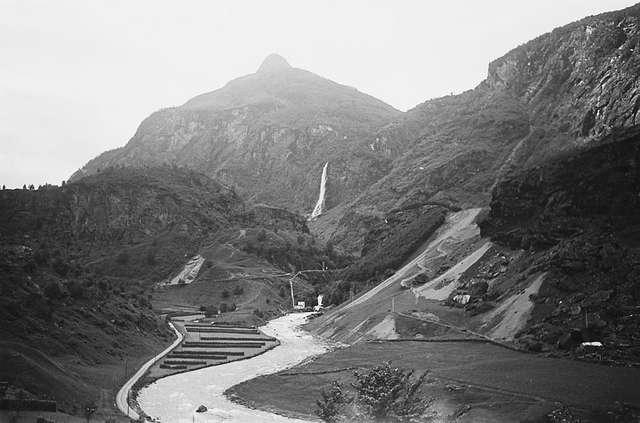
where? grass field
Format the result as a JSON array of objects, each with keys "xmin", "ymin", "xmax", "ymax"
[{"xmin": 229, "ymin": 340, "xmax": 640, "ymax": 422}]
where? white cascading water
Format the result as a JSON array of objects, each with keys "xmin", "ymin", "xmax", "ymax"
[{"xmin": 310, "ymin": 162, "xmax": 328, "ymax": 219}]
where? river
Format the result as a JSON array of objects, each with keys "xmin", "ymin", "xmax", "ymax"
[{"xmin": 137, "ymin": 313, "xmax": 329, "ymax": 423}]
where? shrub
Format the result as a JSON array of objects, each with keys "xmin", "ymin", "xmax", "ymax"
[
  {"xmin": 233, "ymin": 285, "xmax": 244, "ymax": 296},
  {"xmin": 145, "ymin": 249, "xmax": 156, "ymax": 265},
  {"xmin": 67, "ymin": 280, "xmax": 85, "ymax": 299},
  {"xmin": 316, "ymin": 381, "xmax": 350, "ymax": 423},
  {"xmin": 202, "ymin": 305, "xmax": 217, "ymax": 317},
  {"xmin": 44, "ymin": 281, "xmax": 65, "ymax": 300},
  {"xmin": 33, "ymin": 248, "xmax": 49, "ymax": 266},
  {"xmin": 116, "ymin": 251, "xmax": 130, "ymax": 265},
  {"xmin": 221, "ymin": 289, "xmax": 230, "ymax": 299},
  {"xmin": 51, "ymin": 258, "xmax": 70, "ymax": 277},
  {"xmin": 316, "ymin": 363, "xmax": 429, "ymax": 422},
  {"xmin": 256, "ymin": 229, "xmax": 267, "ymax": 241}
]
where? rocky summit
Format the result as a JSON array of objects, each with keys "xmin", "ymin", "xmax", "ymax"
[
  {"xmin": 71, "ymin": 54, "xmax": 401, "ymax": 215},
  {"xmin": 5, "ymin": 2, "xmax": 640, "ymax": 422}
]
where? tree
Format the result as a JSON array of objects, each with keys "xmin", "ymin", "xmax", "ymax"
[
  {"xmin": 68, "ymin": 280, "xmax": 85, "ymax": 299},
  {"xmin": 22, "ymin": 184, "xmax": 26, "ymax": 190},
  {"xmin": 52, "ymin": 257, "xmax": 70, "ymax": 276},
  {"xmin": 116, "ymin": 251, "xmax": 130, "ymax": 265},
  {"xmin": 44, "ymin": 281, "xmax": 65, "ymax": 300},
  {"xmin": 28, "ymin": 184, "xmax": 34, "ymax": 190},
  {"xmin": 1, "ymin": 185, "xmax": 4, "ymax": 190},
  {"xmin": 145, "ymin": 249, "xmax": 156, "ymax": 265},
  {"xmin": 316, "ymin": 363, "xmax": 429, "ymax": 422},
  {"xmin": 316, "ymin": 381, "xmax": 349, "ymax": 423}
]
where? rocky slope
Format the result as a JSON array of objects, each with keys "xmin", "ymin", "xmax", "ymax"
[
  {"xmin": 0, "ymin": 167, "xmax": 337, "ymax": 414},
  {"xmin": 71, "ymin": 5, "xmax": 640, "ymax": 260},
  {"xmin": 71, "ymin": 54, "xmax": 401, "ymax": 215},
  {"xmin": 313, "ymin": 2, "xmax": 640, "ymax": 255},
  {"xmin": 479, "ymin": 126, "xmax": 640, "ymax": 363}
]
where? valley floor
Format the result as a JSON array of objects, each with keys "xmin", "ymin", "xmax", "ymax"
[
  {"xmin": 229, "ymin": 339, "xmax": 640, "ymax": 422},
  {"xmin": 136, "ymin": 313, "xmax": 329, "ymax": 423}
]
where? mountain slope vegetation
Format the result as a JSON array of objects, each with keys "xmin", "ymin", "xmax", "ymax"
[{"xmin": 0, "ymin": 166, "xmax": 337, "ymax": 414}]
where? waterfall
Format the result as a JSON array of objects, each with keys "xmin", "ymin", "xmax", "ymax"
[{"xmin": 310, "ymin": 162, "xmax": 329, "ymax": 219}]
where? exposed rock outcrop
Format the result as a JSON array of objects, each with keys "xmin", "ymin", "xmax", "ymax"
[
  {"xmin": 314, "ymin": 3, "xmax": 640, "ymax": 254},
  {"xmin": 71, "ymin": 55, "xmax": 401, "ymax": 216},
  {"xmin": 479, "ymin": 126, "xmax": 640, "ymax": 363}
]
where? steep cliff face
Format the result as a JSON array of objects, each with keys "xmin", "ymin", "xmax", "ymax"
[
  {"xmin": 314, "ymin": 3, "xmax": 640, "ymax": 254},
  {"xmin": 71, "ymin": 55, "xmax": 401, "ymax": 214},
  {"xmin": 479, "ymin": 126, "xmax": 640, "ymax": 362},
  {"xmin": 71, "ymin": 4, "xmax": 640, "ymax": 261}
]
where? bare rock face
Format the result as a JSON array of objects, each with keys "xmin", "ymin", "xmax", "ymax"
[
  {"xmin": 479, "ymin": 127, "xmax": 640, "ymax": 363},
  {"xmin": 71, "ymin": 55, "xmax": 401, "ymax": 216},
  {"xmin": 313, "ymin": 3, "xmax": 640, "ymax": 253},
  {"xmin": 256, "ymin": 53, "xmax": 291, "ymax": 73},
  {"xmin": 72, "ymin": 5, "xmax": 640, "ymax": 256}
]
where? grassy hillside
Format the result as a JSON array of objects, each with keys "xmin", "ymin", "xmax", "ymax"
[{"xmin": 0, "ymin": 166, "xmax": 340, "ymax": 415}]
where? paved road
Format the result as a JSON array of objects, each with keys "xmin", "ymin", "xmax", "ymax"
[{"xmin": 115, "ymin": 322, "xmax": 183, "ymax": 420}]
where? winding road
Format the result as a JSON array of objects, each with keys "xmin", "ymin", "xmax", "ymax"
[{"xmin": 115, "ymin": 321, "xmax": 183, "ymax": 420}]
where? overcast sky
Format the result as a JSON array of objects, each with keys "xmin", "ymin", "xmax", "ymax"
[{"xmin": 0, "ymin": 0, "xmax": 635, "ymax": 188}]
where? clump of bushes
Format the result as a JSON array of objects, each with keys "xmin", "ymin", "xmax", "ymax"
[{"xmin": 316, "ymin": 362, "xmax": 429, "ymax": 422}]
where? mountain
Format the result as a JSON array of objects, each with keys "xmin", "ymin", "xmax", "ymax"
[
  {"xmin": 313, "ymin": 2, "xmax": 640, "ymax": 256},
  {"xmin": 71, "ymin": 54, "xmax": 401, "ymax": 214},
  {"xmin": 478, "ymin": 126, "xmax": 640, "ymax": 361},
  {"xmin": 307, "ymin": 3, "xmax": 640, "ymax": 366},
  {"xmin": 0, "ymin": 166, "xmax": 338, "ymax": 414}
]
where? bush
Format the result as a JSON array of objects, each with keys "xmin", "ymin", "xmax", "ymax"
[
  {"xmin": 51, "ymin": 258, "xmax": 70, "ymax": 277},
  {"xmin": 202, "ymin": 305, "xmax": 217, "ymax": 317},
  {"xmin": 316, "ymin": 381, "xmax": 350, "ymax": 423},
  {"xmin": 116, "ymin": 251, "xmax": 130, "ymax": 265},
  {"xmin": 316, "ymin": 363, "xmax": 428, "ymax": 422},
  {"xmin": 44, "ymin": 281, "xmax": 65, "ymax": 300},
  {"xmin": 221, "ymin": 289, "xmax": 230, "ymax": 299},
  {"xmin": 67, "ymin": 280, "xmax": 85, "ymax": 299},
  {"xmin": 33, "ymin": 248, "xmax": 49, "ymax": 266},
  {"xmin": 145, "ymin": 249, "xmax": 156, "ymax": 265},
  {"xmin": 256, "ymin": 229, "xmax": 267, "ymax": 241},
  {"xmin": 233, "ymin": 285, "xmax": 244, "ymax": 296}
]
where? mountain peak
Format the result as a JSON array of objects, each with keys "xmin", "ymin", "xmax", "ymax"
[{"xmin": 257, "ymin": 53, "xmax": 291, "ymax": 73}]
